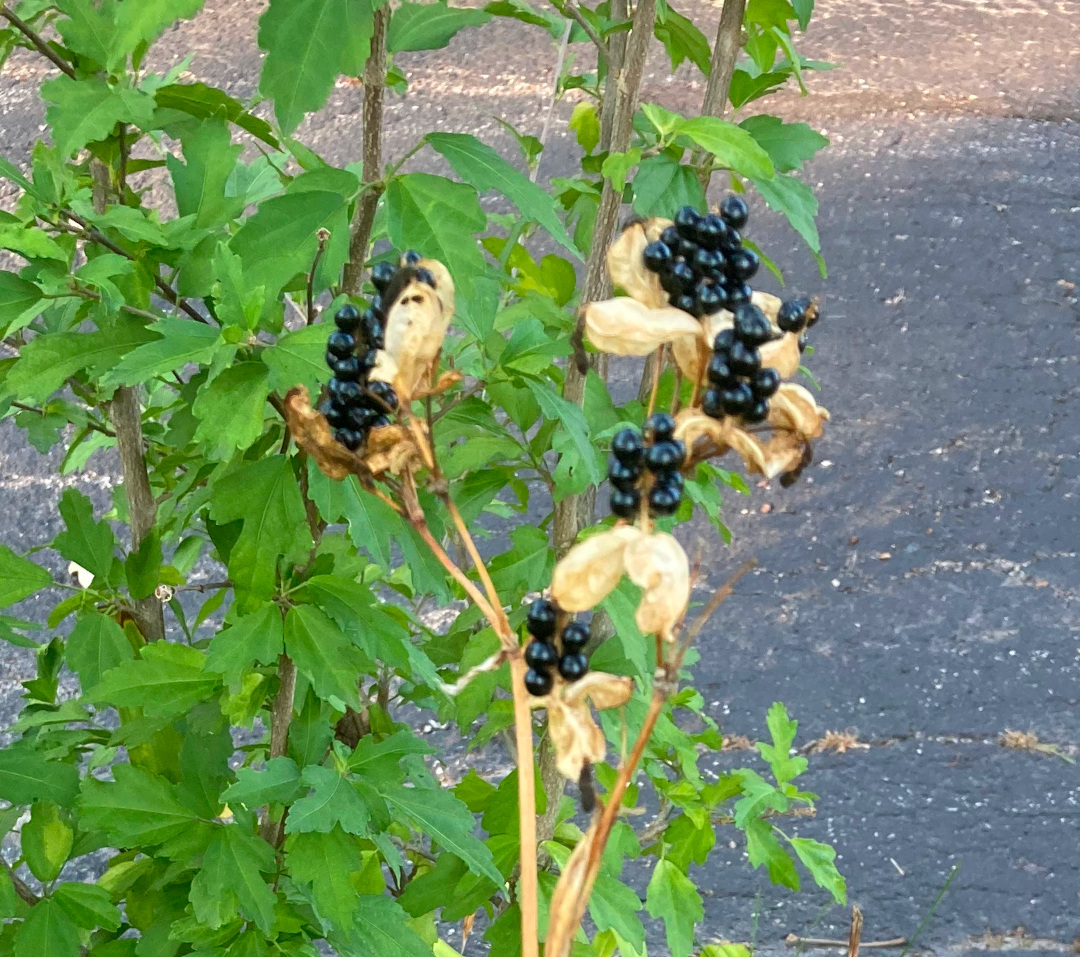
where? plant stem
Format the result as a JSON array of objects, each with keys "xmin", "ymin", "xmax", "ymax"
[
  {"xmin": 598, "ymin": 0, "xmax": 628, "ymax": 152},
  {"xmin": 0, "ymin": 859, "xmax": 38, "ymax": 907},
  {"xmin": 306, "ymin": 230, "xmax": 329, "ymax": 324},
  {"xmin": 0, "ymin": 4, "xmax": 75, "ymax": 78},
  {"xmin": 693, "ymin": 0, "xmax": 747, "ymax": 185},
  {"xmin": 343, "ymin": 5, "xmax": 388, "ymax": 294},
  {"xmin": 532, "ymin": 21, "xmax": 572, "ymax": 185},
  {"xmin": 562, "ymin": 1, "xmax": 609, "ymax": 67},
  {"xmin": 260, "ymin": 651, "xmax": 297, "ymax": 846}
]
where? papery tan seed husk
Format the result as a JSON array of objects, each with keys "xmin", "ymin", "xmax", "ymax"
[
  {"xmin": 607, "ymin": 220, "xmax": 668, "ymax": 309},
  {"xmin": 675, "ymin": 411, "xmax": 811, "ymax": 480},
  {"xmin": 551, "ymin": 525, "xmax": 643, "ymax": 611},
  {"xmin": 759, "ymin": 332, "xmax": 802, "ymax": 379},
  {"xmin": 548, "ymin": 694, "xmax": 607, "ymax": 781},
  {"xmin": 382, "ymin": 275, "xmax": 453, "ymax": 399},
  {"xmin": 768, "ymin": 383, "xmax": 830, "ymax": 440},
  {"xmin": 563, "ymin": 670, "xmax": 634, "ymax": 711},
  {"xmin": 584, "ymin": 298, "xmax": 701, "ymax": 356},
  {"xmin": 545, "ymin": 823, "xmax": 599, "ymax": 957},
  {"xmin": 364, "ymin": 423, "xmax": 423, "ymax": 476},
  {"xmin": 751, "ymin": 290, "xmax": 783, "ymax": 323},
  {"xmin": 284, "ymin": 386, "xmax": 361, "ymax": 480},
  {"xmin": 624, "ymin": 532, "xmax": 690, "ymax": 642}
]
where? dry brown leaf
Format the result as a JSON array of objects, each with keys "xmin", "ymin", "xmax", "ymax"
[
  {"xmin": 584, "ymin": 298, "xmax": 701, "ymax": 356},
  {"xmin": 624, "ymin": 532, "xmax": 690, "ymax": 641},
  {"xmin": 284, "ymin": 386, "xmax": 361, "ymax": 480},
  {"xmin": 363, "ymin": 422, "xmax": 423, "ymax": 475},
  {"xmin": 551, "ymin": 526, "xmax": 643, "ymax": 612},
  {"xmin": 545, "ymin": 823, "xmax": 598, "ymax": 957},
  {"xmin": 606, "ymin": 219, "xmax": 668, "ymax": 309}
]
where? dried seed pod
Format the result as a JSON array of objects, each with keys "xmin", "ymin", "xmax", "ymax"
[
  {"xmin": 607, "ymin": 218, "xmax": 670, "ymax": 309},
  {"xmin": 675, "ymin": 410, "xmax": 811, "ymax": 480},
  {"xmin": 623, "ymin": 532, "xmax": 690, "ymax": 642},
  {"xmin": 767, "ymin": 383, "xmax": 830, "ymax": 440},
  {"xmin": 551, "ymin": 526, "xmax": 644, "ymax": 612},
  {"xmin": 545, "ymin": 671, "xmax": 633, "ymax": 780},
  {"xmin": 758, "ymin": 332, "xmax": 801, "ymax": 379},
  {"xmin": 381, "ymin": 265, "xmax": 455, "ymax": 400},
  {"xmin": 584, "ymin": 298, "xmax": 701, "ymax": 356}
]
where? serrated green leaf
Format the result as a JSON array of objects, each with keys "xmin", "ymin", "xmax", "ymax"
[
  {"xmin": 590, "ymin": 872, "xmax": 645, "ymax": 950},
  {"xmin": 0, "ymin": 272, "xmax": 43, "ymax": 335},
  {"xmin": 209, "ymin": 457, "xmax": 313, "ymax": 607},
  {"xmin": 525, "ymin": 378, "xmax": 603, "ymax": 492},
  {"xmin": 155, "ymin": 82, "xmax": 279, "ymax": 147},
  {"xmin": 631, "ymin": 154, "xmax": 707, "ymax": 218},
  {"xmin": 108, "ymin": 0, "xmax": 206, "ymax": 70},
  {"xmin": 205, "ymin": 605, "xmax": 285, "ymax": 686},
  {"xmin": 261, "ymin": 323, "xmax": 331, "ymax": 395},
  {"xmin": 88, "ymin": 642, "xmax": 220, "ymax": 718},
  {"xmin": 52, "ymin": 882, "xmax": 121, "ymax": 931},
  {"xmin": 789, "ymin": 836, "xmax": 846, "ymax": 903},
  {"xmin": 285, "ymin": 764, "xmax": 370, "ymax": 835},
  {"xmin": 752, "ymin": 171, "xmax": 823, "ymax": 272},
  {"xmin": 676, "ymin": 115, "xmax": 775, "ymax": 180},
  {"xmin": 568, "ymin": 101, "xmax": 599, "ymax": 153},
  {"xmin": 65, "ymin": 612, "xmax": 133, "ymax": 690},
  {"xmin": 0, "ymin": 224, "xmax": 68, "ymax": 261},
  {"xmin": 258, "ymin": 0, "xmax": 380, "ymax": 133},
  {"xmin": 387, "ymin": 2, "xmax": 491, "ymax": 53},
  {"xmin": 740, "ymin": 114, "xmax": 828, "ymax": 172},
  {"xmin": 601, "ymin": 148, "xmax": 641, "ymax": 192},
  {"xmin": 0, "ymin": 748, "xmax": 78, "ymax": 807},
  {"xmin": 645, "ymin": 859, "xmax": 703, "ymax": 957},
  {"xmin": 0, "ymin": 545, "xmax": 51, "ymax": 608},
  {"xmin": 79, "ymin": 764, "xmax": 199, "ymax": 845},
  {"xmin": 189, "ymin": 825, "xmax": 277, "ymax": 934},
  {"xmin": 13, "ymin": 898, "xmax": 80, "ymax": 957},
  {"xmin": 286, "ymin": 828, "xmax": 364, "ymax": 929},
  {"xmin": 426, "ymin": 132, "xmax": 578, "ymax": 257},
  {"xmin": 745, "ymin": 817, "xmax": 799, "ymax": 889},
  {"xmin": 100, "ymin": 317, "xmax": 222, "ymax": 387},
  {"xmin": 757, "ymin": 701, "xmax": 807, "ymax": 785},
  {"xmin": 22, "ymin": 800, "xmax": 72, "ymax": 883},
  {"xmin": 284, "ymin": 604, "xmax": 367, "ymax": 710},
  {"xmin": 54, "ymin": 488, "xmax": 115, "ymax": 581},
  {"xmin": 348, "ymin": 893, "xmax": 439, "ymax": 957},
  {"xmin": 55, "ymin": 0, "xmax": 113, "ymax": 64},
  {"xmin": 654, "ymin": 7, "xmax": 711, "ymax": 75},
  {"xmin": 224, "ymin": 757, "xmax": 303, "ymax": 809},
  {"xmin": 192, "ymin": 362, "xmax": 270, "ymax": 459},
  {"xmin": 166, "ymin": 118, "xmax": 245, "ymax": 229},
  {"xmin": 42, "ymin": 76, "xmax": 155, "ymax": 158},
  {"xmin": 376, "ymin": 780, "xmax": 503, "ymax": 887}
]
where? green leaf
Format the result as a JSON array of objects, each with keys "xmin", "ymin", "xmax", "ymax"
[
  {"xmin": 261, "ymin": 323, "xmax": 331, "ymax": 395},
  {"xmin": 55, "ymin": 0, "xmax": 113, "ymax": 64},
  {"xmin": 284, "ymin": 604, "xmax": 367, "ymax": 710},
  {"xmin": 286, "ymin": 829, "xmax": 364, "ymax": 929},
  {"xmin": 0, "ymin": 224, "xmax": 68, "ymax": 261},
  {"xmin": 376, "ymin": 781, "xmax": 504, "ymax": 887},
  {"xmin": 601, "ymin": 148, "xmax": 641, "ymax": 192},
  {"xmin": 645, "ymin": 859, "xmax": 703, "ymax": 957},
  {"xmin": 189, "ymin": 825, "xmax": 277, "ymax": 934},
  {"xmin": 745, "ymin": 818, "xmax": 799, "ymax": 889},
  {"xmin": 525, "ymin": 379, "xmax": 604, "ymax": 491},
  {"xmin": 65, "ymin": 613, "xmax": 133, "ymax": 689},
  {"xmin": 155, "ymin": 82, "xmax": 279, "ymax": 148},
  {"xmin": 192, "ymin": 362, "xmax": 270, "ymax": 459},
  {"xmin": 205, "ymin": 605, "xmax": 285, "ymax": 686},
  {"xmin": 568, "ymin": 101, "xmax": 599, "ymax": 154},
  {"xmin": 789, "ymin": 836, "xmax": 846, "ymax": 903},
  {"xmin": 258, "ymin": 0, "xmax": 380, "ymax": 133},
  {"xmin": 109, "ymin": 0, "xmax": 206, "ymax": 69},
  {"xmin": 88, "ymin": 642, "xmax": 220, "ymax": 719},
  {"xmin": 791, "ymin": 0, "xmax": 813, "ymax": 29},
  {"xmin": 209, "ymin": 457, "xmax": 313, "ymax": 606},
  {"xmin": 0, "ymin": 545, "xmax": 51, "ymax": 608},
  {"xmin": 0, "ymin": 748, "xmax": 78, "ymax": 806},
  {"xmin": 0, "ymin": 272, "xmax": 43, "ymax": 335},
  {"xmin": 677, "ymin": 115, "xmax": 775, "ymax": 180},
  {"xmin": 654, "ymin": 7, "xmax": 711, "ymax": 75},
  {"xmin": 100, "ymin": 317, "xmax": 222, "ymax": 387},
  {"xmin": 166, "ymin": 118, "xmax": 246, "ymax": 229},
  {"xmin": 13, "ymin": 898, "xmax": 80, "ymax": 957},
  {"xmin": 426, "ymin": 132, "xmax": 578, "ymax": 257},
  {"xmin": 22, "ymin": 800, "xmax": 73, "ymax": 882},
  {"xmin": 757, "ymin": 701, "xmax": 807, "ymax": 785},
  {"xmin": 752, "ymin": 171, "xmax": 824, "ymax": 272},
  {"xmin": 79, "ymin": 764, "xmax": 199, "ymax": 845},
  {"xmin": 631, "ymin": 154, "xmax": 706, "ymax": 218},
  {"xmin": 54, "ymin": 489, "xmax": 114, "ymax": 581},
  {"xmin": 739, "ymin": 114, "xmax": 828, "ymax": 172},
  {"xmin": 387, "ymin": 2, "xmax": 491, "ymax": 53},
  {"xmin": 285, "ymin": 765, "xmax": 370, "ymax": 835},
  {"xmin": 52, "ymin": 882, "xmax": 121, "ymax": 931},
  {"xmin": 732, "ymin": 768, "xmax": 787, "ymax": 826},
  {"xmin": 224, "ymin": 757, "xmax": 303, "ymax": 809},
  {"xmin": 589, "ymin": 872, "xmax": 645, "ymax": 950},
  {"xmin": 42, "ymin": 76, "xmax": 155, "ymax": 158}
]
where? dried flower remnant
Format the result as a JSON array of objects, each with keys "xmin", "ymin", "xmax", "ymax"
[
  {"xmin": 550, "ymin": 525, "xmax": 643, "ymax": 612},
  {"xmin": 538, "ymin": 671, "xmax": 633, "ymax": 781},
  {"xmin": 624, "ymin": 532, "xmax": 690, "ymax": 642}
]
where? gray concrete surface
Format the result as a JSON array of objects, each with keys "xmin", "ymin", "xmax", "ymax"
[{"xmin": 0, "ymin": 0, "xmax": 1078, "ymax": 953}]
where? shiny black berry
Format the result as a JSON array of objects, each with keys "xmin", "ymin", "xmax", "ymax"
[
  {"xmin": 366, "ymin": 380, "xmax": 398, "ymax": 411},
  {"xmin": 648, "ymin": 483, "xmax": 681, "ymax": 516},
  {"xmin": 609, "ymin": 458, "xmax": 641, "ymax": 492},
  {"xmin": 612, "ymin": 428, "xmax": 644, "ymax": 466},
  {"xmin": 752, "ymin": 367, "xmax": 781, "ymax": 399},
  {"xmin": 720, "ymin": 195, "xmax": 749, "ymax": 229},
  {"xmin": 702, "ymin": 388, "xmax": 725, "ymax": 419},
  {"xmin": 525, "ymin": 668, "xmax": 554, "ymax": 696},
  {"xmin": 371, "ymin": 414, "xmax": 392, "ymax": 429},
  {"xmin": 334, "ymin": 304, "xmax": 361, "ymax": 332},
  {"xmin": 329, "ymin": 378, "xmax": 363, "ymax": 405},
  {"xmin": 733, "ymin": 303, "xmax": 773, "ymax": 347},
  {"xmin": 714, "ymin": 328, "xmax": 735, "ymax": 353},
  {"xmin": 661, "ymin": 261, "xmax": 695, "ymax": 296},
  {"xmin": 347, "ymin": 406, "xmax": 379, "ymax": 431},
  {"xmin": 778, "ymin": 298, "xmax": 810, "ymax": 333},
  {"xmin": 674, "ymin": 205, "xmax": 701, "ymax": 237},
  {"xmin": 415, "ymin": 267, "xmax": 436, "ymax": 287},
  {"xmin": 334, "ymin": 428, "xmax": 364, "ymax": 451},
  {"xmin": 727, "ymin": 248, "xmax": 760, "ymax": 283},
  {"xmin": 403, "ymin": 250, "xmax": 421, "ymax": 266},
  {"xmin": 558, "ymin": 653, "xmax": 589, "ymax": 682},
  {"xmin": 329, "ymin": 355, "xmax": 362, "ymax": 381},
  {"xmin": 561, "ymin": 622, "xmax": 590, "ymax": 652},
  {"xmin": 673, "ymin": 293, "xmax": 697, "ymax": 315},
  {"xmin": 719, "ymin": 227, "xmax": 742, "ymax": 253},
  {"xmin": 610, "ymin": 487, "xmax": 641, "ymax": 518},
  {"xmin": 660, "ymin": 225, "xmax": 681, "ymax": 249},
  {"xmin": 693, "ymin": 247, "xmax": 724, "ymax": 276},
  {"xmin": 357, "ymin": 348, "xmax": 380, "ymax": 372},
  {"xmin": 320, "ymin": 400, "xmax": 347, "ymax": 429},
  {"xmin": 661, "ymin": 470, "xmax": 685, "ymax": 493},
  {"xmin": 707, "ymin": 353, "xmax": 735, "ymax": 385},
  {"xmin": 744, "ymin": 400, "xmax": 769, "ymax": 424},
  {"xmin": 726, "ymin": 283, "xmax": 753, "ymax": 307},
  {"xmin": 360, "ymin": 310, "xmax": 384, "ymax": 349},
  {"xmin": 699, "ymin": 214, "xmax": 728, "ymax": 250},
  {"xmin": 327, "ymin": 331, "xmax": 356, "ymax": 358},
  {"xmin": 370, "ymin": 262, "xmax": 396, "ymax": 292},
  {"xmin": 729, "ymin": 340, "xmax": 761, "ymax": 377},
  {"xmin": 646, "ymin": 439, "xmax": 685, "ymax": 472},
  {"xmin": 643, "ymin": 240, "xmax": 673, "ymax": 272},
  {"xmin": 646, "ymin": 412, "xmax": 676, "ymax": 441},
  {"xmin": 525, "ymin": 640, "xmax": 558, "ymax": 670},
  {"xmin": 721, "ymin": 381, "xmax": 754, "ymax": 415},
  {"xmin": 697, "ymin": 285, "xmax": 725, "ymax": 315},
  {"xmin": 527, "ymin": 598, "xmax": 558, "ymax": 639}
]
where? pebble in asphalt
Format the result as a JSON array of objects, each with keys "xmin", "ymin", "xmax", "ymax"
[{"xmin": 0, "ymin": 0, "xmax": 1077, "ymax": 954}]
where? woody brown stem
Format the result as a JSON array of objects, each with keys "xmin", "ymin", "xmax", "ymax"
[
  {"xmin": 260, "ymin": 650, "xmax": 297, "ymax": 846},
  {"xmin": 693, "ymin": 0, "xmax": 748, "ymax": 185}
]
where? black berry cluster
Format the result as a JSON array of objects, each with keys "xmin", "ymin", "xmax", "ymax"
[
  {"xmin": 607, "ymin": 412, "xmax": 687, "ymax": 520},
  {"xmin": 642, "ymin": 197, "xmax": 758, "ymax": 316},
  {"xmin": 777, "ymin": 296, "xmax": 818, "ymax": 353},
  {"xmin": 523, "ymin": 598, "xmax": 591, "ymax": 696},
  {"xmin": 701, "ymin": 304, "xmax": 779, "ymax": 424}
]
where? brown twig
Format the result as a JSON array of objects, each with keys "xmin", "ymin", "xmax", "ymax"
[
  {"xmin": 784, "ymin": 937, "xmax": 905, "ymax": 951},
  {"xmin": 563, "ymin": 1, "xmax": 609, "ymax": 66},
  {"xmin": 693, "ymin": 0, "xmax": 748, "ymax": 185},
  {"xmin": 260, "ymin": 649, "xmax": 297, "ymax": 846},
  {"xmin": 343, "ymin": 6, "xmax": 388, "ymax": 294},
  {"xmin": 0, "ymin": 4, "xmax": 75, "ymax": 78},
  {"xmin": 307, "ymin": 229, "xmax": 330, "ymax": 325},
  {"xmin": 1, "ymin": 859, "xmax": 38, "ymax": 906}
]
